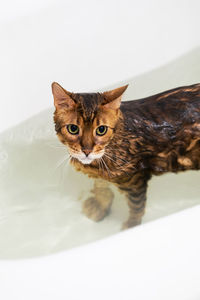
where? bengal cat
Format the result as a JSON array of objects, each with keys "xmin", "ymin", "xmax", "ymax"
[{"xmin": 52, "ymin": 82, "xmax": 200, "ymax": 229}]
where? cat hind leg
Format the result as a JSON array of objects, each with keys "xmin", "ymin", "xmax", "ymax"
[{"xmin": 118, "ymin": 174, "xmax": 149, "ymax": 230}]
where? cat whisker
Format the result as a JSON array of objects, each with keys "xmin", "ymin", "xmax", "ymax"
[
  {"xmin": 46, "ymin": 141, "xmax": 68, "ymax": 150},
  {"xmin": 55, "ymin": 154, "xmax": 71, "ymax": 187},
  {"xmin": 97, "ymin": 159, "xmax": 102, "ymax": 176},
  {"xmin": 104, "ymin": 150, "xmax": 130, "ymax": 164},
  {"xmin": 101, "ymin": 157, "xmax": 112, "ymax": 178},
  {"xmin": 48, "ymin": 153, "xmax": 71, "ymax": 186},
  {"xmin": 98, "ymin": 158, "xmax": 104, "ymax": 176},
  {"xmin": 103, "ymin": 153, "xmax": 118, "ymax": 164},
  {"xmin": 48, "ymin": 144, "xmax": 67, "ymax": 149},
  {"xmin": 55, "ymin": 154, "xmax": 71, "ymax": 170},
  {"xmin": 100, "ymin": 159, "xmax": 105, "ymax": 176},
  {"xmin": 103, "ymin": 153, "xmax": 131, "ymax": 177}
]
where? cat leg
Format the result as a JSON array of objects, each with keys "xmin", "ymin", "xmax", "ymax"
[
  {"xmin": 118, "ymin": 174, "xmax": 149, "ymax": 229},
  {"xmin": 82, "ymin": 178, "xmax": 114, "ymax": 222},
  {"xmin": 123, "ymin": 186, "xmax": 147, "ymax": 229}
]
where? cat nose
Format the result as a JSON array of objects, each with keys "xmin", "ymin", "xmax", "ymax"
[{"xmin": 82, "ymin": 149, "xmax": 92, "ymax": 157}]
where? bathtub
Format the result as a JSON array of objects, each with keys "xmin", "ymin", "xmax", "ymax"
[{"xmin": 0, "ymin": 1, "xmax": 200, "ymax": 299}]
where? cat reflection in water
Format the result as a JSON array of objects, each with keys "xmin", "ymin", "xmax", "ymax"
[{"xmin": 52, "ymin": 82, "xmax": 200, "ymax": 229}]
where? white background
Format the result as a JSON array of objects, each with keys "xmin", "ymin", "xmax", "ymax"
[{"xmin": 0, "ymin": 0, "xmax": 200, "ymax": 132}]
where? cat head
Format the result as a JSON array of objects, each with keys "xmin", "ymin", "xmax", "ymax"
[{"xmin": 52, "ymin": 82, "xmax": 128, "ymax": 164}]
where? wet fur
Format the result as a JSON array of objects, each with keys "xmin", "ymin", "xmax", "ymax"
[{"xmin": 53, "ymin": 83, "xmax": 200, "ymax": 229}]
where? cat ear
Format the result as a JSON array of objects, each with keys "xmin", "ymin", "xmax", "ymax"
[
  {"xmin": 51, "ymin": 82, "xmax": 76, "ymax": 110},
  {"xmin": 102, "ymin": 85, "xmax": 128, "ymax": 110}
]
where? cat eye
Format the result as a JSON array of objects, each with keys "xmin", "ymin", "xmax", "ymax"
[
  {"xmin": 96, "ymin": 125, "xmax": 108, "ymax": 136},
  {"xmin": 66, "ymin": 124, "xmax": 79, "ymax": 135}
]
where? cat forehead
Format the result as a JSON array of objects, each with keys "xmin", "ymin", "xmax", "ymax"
[
  {"xmin": 76, "ymin": 110, "xmax": 107, "ymax": 126},
  {"xmin": 55, "ymin": 106, "xmax": 109, "ymax": 127},
  {"xmin": 76, "ymin": 109, "xmax": 116, "ymax": 128},
  {"xmin": 72, "ymin": 92, "xmax": 104, "ymax": 121}
]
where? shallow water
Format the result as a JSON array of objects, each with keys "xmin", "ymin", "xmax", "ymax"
[{"xmin": 0, "ymin": 108, "xmax": 199, "ymax": 259}]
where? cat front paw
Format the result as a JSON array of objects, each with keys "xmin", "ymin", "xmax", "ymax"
[{"xmin": 82, "ymin": 197, "xmax": 111, "ymax": 222}]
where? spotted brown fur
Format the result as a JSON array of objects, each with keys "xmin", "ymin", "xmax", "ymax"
[{"xmin": 52, "ymin": 82, "xmax": 200, "ymax": 229}]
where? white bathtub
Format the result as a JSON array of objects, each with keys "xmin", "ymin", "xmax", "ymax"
[{"xmin": 0, "ymin": 1, "xmax": 200, "ymax": 299}]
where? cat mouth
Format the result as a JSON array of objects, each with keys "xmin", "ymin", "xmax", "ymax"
[
  {"xmin": 70, "ymin": 151, "xmax": 104, "ymax": 165},
  {"xmin": 77, "ymin": 157, "xmax": 94, "ymax": 164}
]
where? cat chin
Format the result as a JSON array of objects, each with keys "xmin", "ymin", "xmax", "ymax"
[{"xmin": 77, "ymin": 157, "xmax": 94, "ymax": 165}]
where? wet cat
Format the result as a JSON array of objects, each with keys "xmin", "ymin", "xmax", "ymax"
[{"xmin": 52, "ymin": 82, "xmax": 200, "ymax": 229}]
